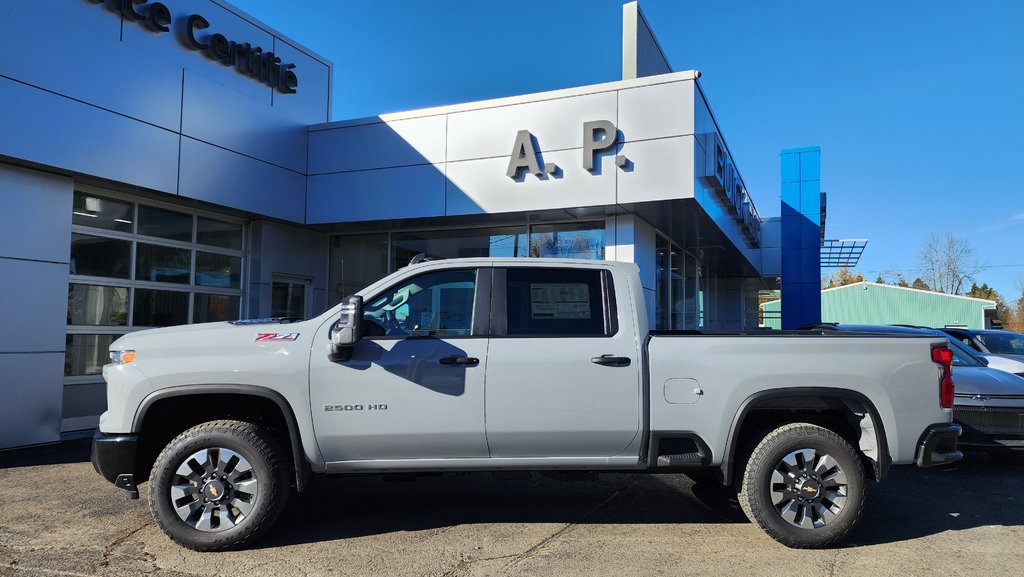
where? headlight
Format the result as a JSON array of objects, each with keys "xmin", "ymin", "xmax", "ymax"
[{"xmin": 110, "ymin": 349, "xmax": 137, "ymax": 364}]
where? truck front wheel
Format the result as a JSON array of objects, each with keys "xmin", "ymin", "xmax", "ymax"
[
  {"xmin": 737, "ymin": 423, "xmax": 865, "ymax": 548},
  {"xmin": 149, "ymin": 420, "xmax": 290, "ymax": 551}
]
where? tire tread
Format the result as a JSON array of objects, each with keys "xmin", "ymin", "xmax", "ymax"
[
  {"xmin": 737, "ymin": 422, "xmax": 865, "ymax": 548},
  {"xmin": 148, "ymin": 419, "xmax": 290, "ymax": 551}
]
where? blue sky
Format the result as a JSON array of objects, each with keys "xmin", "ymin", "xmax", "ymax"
[{"xmin": 233, "ymin": 0, "xmax": 1024, "ymax": 299}]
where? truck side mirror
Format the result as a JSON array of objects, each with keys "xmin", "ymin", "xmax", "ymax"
[{"xmin": 329, "ymin": 295, "xmax": 363, "ymax": 362}]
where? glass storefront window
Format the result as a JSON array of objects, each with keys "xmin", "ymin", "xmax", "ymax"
[
  {"xmin": 684, "ymin": 251, "xmax": 697, "ymax": 329},
  {"xmin": 72, "ymin": 192, "xmax": 133, "ymax": 232},
  {"xmin": 528, "ymin": 223, "xmax": 604, "ymax": 259},
  {"xmin": 272, "ymin": 279, "xmax": 308, "ymax": 318},
  {"xmin": 656, "ymin": 235, "xmax": 671, "ymax": 330},
  {"xmin": 330, "ymin": 222, "xmax": 605, "ymax": 309},
  {"xmin": 70, "ymin": 233, "xmax": 131, "ymax": 278},
  {"xmin": 138, "ymin": 205, "xmax": 192, "ymax": 242},
  {"xmin": 133, "ymin": 288, "xmax": 189, "ymax": 327},
  {"xmin": 329, "ymin": 233, "xmax": 390, "ymax": 305},
  {"xmin": 67, "ymin": 284, "xmax": 128, "ymax": 326},
  {"xmin": 392, "ymin": 226, "xmax": 527, "ymax": 267},
  {"xmin": 194, "ymin": 294, "xmax": 240, "ymax": 323},
  {"xmin": 196, "ymin": 252, "xmax": 241, "ymax": 289},
  {"xmin": 654, "ymin": 234, "xmax": 705, "ymax": 331},
  {"xmin": 197, "ymin": 217, "xmax": 243, "ymax": 250},
  {"xmin": 65, "ymin": 334, "xmax": 119, "ymax": 376},
  {"xmin": 136, "ymin": 243, "xmax": 191, "ymax": 284}
]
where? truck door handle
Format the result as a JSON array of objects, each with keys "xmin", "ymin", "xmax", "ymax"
[
  {"xmin": 591, "ymin": 355, "xmax": 631, "ymax": 366},
  {"xmin": 439, "ymin": 356, "xmax": 479, "ymax": 366}
]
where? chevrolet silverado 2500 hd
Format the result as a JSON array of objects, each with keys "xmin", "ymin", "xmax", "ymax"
[{"xmin": 92, "ymin": 258, "xmax": 962, "ymax": 550}]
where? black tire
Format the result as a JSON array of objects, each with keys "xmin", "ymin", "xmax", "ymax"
[
  {"xmin": 737, "ymin": 423, "xmax": 865, "ymax": 548},
  {"xmin": 149, "ymin": 420, "xmax": 290, "ymax": 551}
]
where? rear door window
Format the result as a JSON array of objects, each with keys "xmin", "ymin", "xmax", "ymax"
[{"xmin": 505, "ymin": 268, "xmax": 613, "ymax": 336}]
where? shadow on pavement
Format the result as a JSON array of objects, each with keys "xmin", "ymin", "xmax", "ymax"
[
  {"xmin": 258, "ymin": 453, "xmax": 1024, "ymax": 549},
  {"xmin": 845, "ymin": 451, "xmax": 1024, "ymax": 546},
  {"xmin": 256, "ymin": 472, "xmax": 743, "ymax": 549}
]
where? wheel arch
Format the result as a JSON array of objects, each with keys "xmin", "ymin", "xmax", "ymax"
[
  {"xmin": 133, "ymin": 385, "xmax": 311, "ymax": 491},
  {"xmin": 720, "ymin": 387, "xmax": 890, "ymax": 485}
]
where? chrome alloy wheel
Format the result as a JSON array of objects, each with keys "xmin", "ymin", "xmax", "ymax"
[
  {"xmin": 170, "ymin": 448, "xmax": 258, "ymax": 532},
  {"xmin": 770, "ymin": 448, "xmax": 848, "ymax": 529}
]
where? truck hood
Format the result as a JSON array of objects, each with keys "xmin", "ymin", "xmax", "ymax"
[
  {"xmin": 952, "ymin": 365, "xmax": 1024, "ymax": 401},
  {"xmin": 110, "ymin": 318, "xmax": 322, "ymax": 365}
]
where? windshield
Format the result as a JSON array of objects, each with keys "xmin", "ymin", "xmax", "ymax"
[
  {"xmin": 945, "ymin": 337, "xmax": 984, "ymax": 367},
  {"xmin": 977, "ymin": 333, "xmax": 1024, "ymax": 355}
]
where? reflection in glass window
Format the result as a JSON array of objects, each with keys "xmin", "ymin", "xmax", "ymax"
[
  {"xmin": 272, "ymin": 280, "xmax": 307, "ymax": 318},
  {"xmin": 67, "ymin": 284, "xmax": 128, "ymax": 326},
  {"xmin": 133, "ymin": 289, "xmax": 189, "ymax": 327},
  {"xmin": 65, "ymin": 334, "xmax": 119, "ymax": 376},
  {"xmin": 330, "ymin": 234, "xmax": 389, "ymax": 305},
  {"xmin": 393, "ymin": 227, "xmax": 527, "ymax": 269},
  {"xmin": 196, "ymin": 252, "xmax": 241, "ymax": 288},
  {"xmin": 197, "ymin": 218, "xmax": 243, "ymax": 250},
  {"xmin": 654, "ymin": 234, "xmax": 704, "ymax": 330},
  {"xmin": 194, "ymin": 294, "xmax": 240, "ymax": 323},
  {"xmin": 136, "ymin": 243, "xmax": 191, "ymax": 284},
  {"xmin": 363, "ymin": 270, "xmax": 476, "ymax": 338},
  {"xmin": 72, "ymin": 192, "xmax": 132, "ymax": 232},
  {"xmin": 656, "ymin": 235, "xmax": 671, "ymax": 330},
  {"xmin": 70, "ymin": 234, "xmax": 131, "ymax": 279},
  {"xmin": 684, "ymin": 251, "xmax": 697, "ymax": 329},
  {"xmin": 528, "ymin": 222, "xmax": 604, "ymax": 259},
  {"xmin": 138, "ymin": 205, "xmax": 192, "ymax": 242}
]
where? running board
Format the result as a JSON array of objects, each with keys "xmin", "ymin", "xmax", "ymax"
[{"xmin": 657, "ymin": 452, "xmax": 705, "ymax": 467}]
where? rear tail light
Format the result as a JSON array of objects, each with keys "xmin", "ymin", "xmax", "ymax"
[{"xmin": 931, "ymin": 345, "xmax": 955, "ymax": 409}]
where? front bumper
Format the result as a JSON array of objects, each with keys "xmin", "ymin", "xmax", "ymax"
[
  {"xmin": 91, "ymin": 431, "xmax": 140, "ymax": 499},
  {"xmin": 914, "ymin": 423, "xmax": 963, "ymax": 467}
]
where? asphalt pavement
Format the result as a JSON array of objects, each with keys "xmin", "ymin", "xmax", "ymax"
[{"xmin": 1, "ymin": 439, "xmax": 1022, "ymax": 577}]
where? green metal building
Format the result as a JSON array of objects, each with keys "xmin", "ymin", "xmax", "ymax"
[{"xmin": 760, "ymin": 282, "xmax": 997, "ymax": 329}]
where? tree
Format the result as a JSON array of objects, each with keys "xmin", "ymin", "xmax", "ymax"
[
  {"xmin": 911, "ymin": 277, "xmax": 930, "ymax": 291},
  {"xmin": 917, "ymin": 233, "xmax": 985, "ymax": 295},
  {"xmin": 875, "ymin": 275, "xmax": 885, "ymax": 284},
  {"xmin": 893, "ymin": 274, "xmax": 910, "ymax": 288},
  {"xmin": 822, "ymin": 267, "xmax": 865, "ymax": 289}
]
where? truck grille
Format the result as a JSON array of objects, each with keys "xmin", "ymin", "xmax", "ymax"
[{"xmin": 955, "ymin": 406, "xmax": 1024, "ymax": 435}]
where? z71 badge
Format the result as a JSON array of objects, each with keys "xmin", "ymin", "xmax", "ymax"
[{"xmin": 254, "ymin": 332, "xmax": 300, "ymax": 342}]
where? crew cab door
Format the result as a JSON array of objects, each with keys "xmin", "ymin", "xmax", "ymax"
[
  {"xmin": 484, "ymin": 266, "xmax": 642, "ymax": 457},
  {"xmin": 309, "ymin": 267, "xmax": 490, "ymax": 463}
]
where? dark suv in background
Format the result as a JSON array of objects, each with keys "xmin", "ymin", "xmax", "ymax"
[{"xmin": 940, "ymin": 328, "xmax": 1024, "ymax": 364}]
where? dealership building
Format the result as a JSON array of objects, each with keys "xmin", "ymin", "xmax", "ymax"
[{"xmin": 0, "ymin": 1, "xmax": 827, "ymax": 449}]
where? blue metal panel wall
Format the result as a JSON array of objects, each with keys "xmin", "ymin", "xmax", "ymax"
[
  {"xmin": 780, "ymin": 147, "xmax": 822, "ymax": 329},
  {"xmin": 0, "ymin": 0, "xmax": 331, "ymax": 223}
]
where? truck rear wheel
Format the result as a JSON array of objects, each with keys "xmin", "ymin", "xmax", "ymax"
[
  {"xmin": 149, "ymin": 420, "xmax": 290, "ymax": 551},
  {"xmin": 737, "ymin": 423, "xmax": 865, "ymax": 548}
]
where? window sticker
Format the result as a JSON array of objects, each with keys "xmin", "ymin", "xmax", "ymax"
[{"xmin": 530, "ymin": 283, "xmax": 591, "ymax": 319}]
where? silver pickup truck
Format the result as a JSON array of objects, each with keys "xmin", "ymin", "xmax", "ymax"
[{"xmin": 92, "ymin": 258, "xmax": 961, "ymax": 550}]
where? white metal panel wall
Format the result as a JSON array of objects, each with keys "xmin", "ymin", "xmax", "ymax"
[{"xmin": 307, "ymin": 74, "xmax": 704, "ymax": 225}]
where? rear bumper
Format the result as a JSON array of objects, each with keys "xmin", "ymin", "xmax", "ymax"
[
  {"xmin": 915, "ymin": 423, "xmax": 963, "ymax": 467},
  {"xmin": 91, "ymin": 431, "xmax": 140, "ymax": 498}
]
